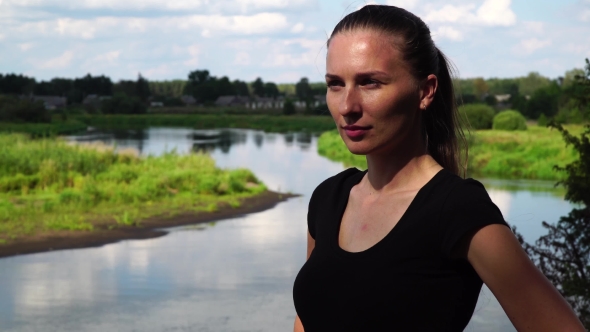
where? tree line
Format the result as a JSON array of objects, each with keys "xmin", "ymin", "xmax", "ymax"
[
  {"xmin": 455, "ymin": 62, "xmax": 590, "ymax": 123},
  {"xmin": 1, "ymin": 61, "xmax": 588, "ymax": 123}
]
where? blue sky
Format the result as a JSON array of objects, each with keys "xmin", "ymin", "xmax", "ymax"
[{"xmin": 0, "ymin": 0, "xmax": 589, "ymax": 83}]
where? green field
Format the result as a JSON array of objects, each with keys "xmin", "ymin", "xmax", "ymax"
[
  {"xmin": 0, "ymin": 133, "xmax": 267, "ymax": 244},
  {"xmin": 317, "ymin": 125, "xmax": 585, "ymax": 181}
]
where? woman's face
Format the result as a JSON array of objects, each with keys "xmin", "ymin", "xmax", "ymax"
[{"xmin": 326, "ymin": 29, "xmax": 428, "ymax": 157}]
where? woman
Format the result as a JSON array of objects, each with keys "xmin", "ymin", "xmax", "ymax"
[{"xmin": 292, "ymin": 5, "xmax": 584, "ymax": 332}]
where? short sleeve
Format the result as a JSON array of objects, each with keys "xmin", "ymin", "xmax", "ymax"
[
  {"xmin": 439, "ymin": 179, "xmax": 509, "ymax": 258},
  {"xmin": 307, "ymin": 186, "xmax": 319, "ymax": 240}
]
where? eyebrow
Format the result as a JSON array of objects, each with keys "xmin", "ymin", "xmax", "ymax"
[{"xmin": 325, "ymin": 71, "xmax": 389, "ymax": 80}]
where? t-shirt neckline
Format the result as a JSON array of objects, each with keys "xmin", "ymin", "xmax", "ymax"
[{"xmin": 331, "ymin": 168, "xmax": 448, "ymax": 259}]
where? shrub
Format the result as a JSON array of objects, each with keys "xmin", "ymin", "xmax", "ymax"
[
  {"xmin": 460, "ymin": 104, "xmax": 495, "ymax": 129},
  {"xmin": 537, "ymin": 113, "xmax": 548, "ymax": 127},
  {"xmin": 283, "ymin": 99, "xmax": 295, "ymax": 115},
  {"xmin": 493, "ymin": 110, "xmax": 527, "ymax": 131},
  {"xmin": 101, "ymin": 93, "xmax": 147, "ymax": 115}
]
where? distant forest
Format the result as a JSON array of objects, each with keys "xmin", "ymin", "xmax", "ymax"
[{"xmin": 0, "ymin": 61, "xmax": 589, "ymax": 123}]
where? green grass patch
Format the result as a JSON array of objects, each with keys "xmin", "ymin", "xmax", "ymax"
[
  {"xmin": 0, "ymin": 120, "xmax": 87, "ymax": 137},
  {"xmin": 75, "ymin": 114, "xmax": 335, "ymax": 133},
  {"xmin": 317, "ymin": 126, "xmax": 585, "ymax": 181},
  {"xmin": 0, "ymin": 133, "xmax": 267, "ymax": 244}
]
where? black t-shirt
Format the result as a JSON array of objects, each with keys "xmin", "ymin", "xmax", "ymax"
[{"xmin": 293, "ymin": 168, "xmax": 508, "ymax": 331}]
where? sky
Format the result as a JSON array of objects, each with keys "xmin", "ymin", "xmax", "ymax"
[{"xmin": 0, "ymin": 0, "xmax": 589, "ymax": 83}]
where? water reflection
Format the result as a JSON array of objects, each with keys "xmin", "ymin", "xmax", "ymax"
[{"xmin": 0, "ymin": 128, "xmax": 576, "ymax": 332}]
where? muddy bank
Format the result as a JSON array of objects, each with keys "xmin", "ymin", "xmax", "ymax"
[{"xmin": 0, "ymin": 191, "xmax": 297, "ymax": 259}]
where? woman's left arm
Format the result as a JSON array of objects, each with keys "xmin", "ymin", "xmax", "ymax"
[{"xmin": 467, "ymin": 224, "xmax": 585, "ymax": 332}]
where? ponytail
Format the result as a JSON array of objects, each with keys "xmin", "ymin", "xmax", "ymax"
[{"xmin": 423, "ymin": 49, "xmax": 468, "ymax": 177}]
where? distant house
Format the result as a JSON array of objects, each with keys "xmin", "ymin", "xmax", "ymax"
[
  {"xmin": 215, "ymin": 95, "xmax": 249, "ymax": 107},
  {"xmin": 30, "ymin": 96, "xmax": 67, "ymax": 110},
  {"xmin": 494, "ymin": 94, "xmax": 511, "ymax": 103},
  {"xmin": 247, "ymin": 96, "xmax": 285, "ymax": 109},
  {"xmin": 82, "ymin": 94, "xmax": 111, "ymax": 109},
  {"xmin": 150, "ymin": 101, "xmax": 164, "ymax": 107},
  {"xmin": 180, "ymin": 95, "xmax": 197, "ymax": 106},
  {"xmin": 313, "ymin": 95, "xmax": 327, "ymax": 107}
]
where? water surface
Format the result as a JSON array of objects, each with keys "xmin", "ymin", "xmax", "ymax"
[{"xmin": 0, "ymin": 128, "xmax": 575, "ymax": 331}]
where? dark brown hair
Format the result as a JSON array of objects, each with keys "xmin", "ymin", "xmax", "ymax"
[{"xmin": 328, "ymin": 5, "xmax": 467, "ymax": 176}]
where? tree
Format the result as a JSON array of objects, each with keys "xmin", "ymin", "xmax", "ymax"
[
  {"xmin": 283, "ymin": 99, "xmax": 295, "ymax": 115},
  {"xmin": 0, "ymin": 74, "xmax": 36, "ymax": 95},
  {"xmin": 252, "ymin": 77, "xmax": 265, "ymax": 97},
  {"xmin": 232, "ymin": 80, "xmax": 250, "ymax": 96},
  {"xmin": 515, "ymin": 122, "xmax": 590, "ymax": 328},
  {"xmin": 136, "ymin": 73, "xmax": 150, "ymax": 103},
  {"xmin": 296, "ymin": 77, "xmax": 312, "ymax": 100},
  {"xmin": 518, "ymin": 72, "xmax": 551, "ymax": 97},
  {"xmin": 473, "ymin": 77, "xmax": 489, "ymax": 100},
  {"xmin": 264, "ymin": 82, "xmax": 279, "ymax": 98},
  {"xmin": 525, "ymin": 82, "xmax": 561, "ymax": 119}
]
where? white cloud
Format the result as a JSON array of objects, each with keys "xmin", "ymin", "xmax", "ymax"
[
  {"xmin": 6, "ymin": 0, "xmax": 317, "ymax": 13},
  {"xmin": 35, "ymin": 50, "xmax": 74, "ymax": 69},
  {"xmin": 522, "ymin": 21, "xmax": 544, "ymax": 34},
  {"xmin": 233, "ymin": 52, "xmax": 251, "ymax": 65},
  {"xmin": 580, "ymin": 9, "xmax": 590, "ymax": 22},
  {"xmin": 386, "ymin": 0, "xmax": 418, "ymax": 10},
  {"xmin": 291, "ymin": 22, "xmax": 305, "ymax": 33},
  {"xmin": 179, "ymin": 13, "xmax": 289, "ymax": 35},
  {"xmin": 432, "ymin": 26, "xmax": 463, "ymax": 41},
  {"xmin": 263, "ymin": 38, "xmax": 325, "ymax": 67},
  {"xmin": 55, "ymin": 17, "xmax": 118, "ymax": 39},
  {"xmin": 476, "ymin": 0, "xmax": 516, "ymax": 26},
  {"xmin": 184, "ymin": 44, "xmax": 200, "ymax": 67},
  {"xmin": 93, "ymin": 51, "xmax": 120, "ymax": 63},
  {"xmin": 513, "ymin": 38, "xmax": 551, "ymax": 55},
  {"xmin": 18, "ymin": 43, "xmax": 34, "ymax": 51},
  {"xmin": 424, "ymin": 0, "xmax": 516, "ymax": 27},
  {"xmin": 14, "ymin": 13, "xmax": 289, "ymax": 41}
]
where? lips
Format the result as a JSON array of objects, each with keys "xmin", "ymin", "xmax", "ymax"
[{"xmin": 342, "ymin": 125, "xmax": 371, "ymax": 138}]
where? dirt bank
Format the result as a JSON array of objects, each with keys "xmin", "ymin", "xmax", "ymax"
[{"xmin": 0, "ymin": 191, "xmax": 297, "ymax": 259}]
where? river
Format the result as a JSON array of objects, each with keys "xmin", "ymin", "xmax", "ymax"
[{"xmin": 0, "ymin": 128, "xmax": 574, "ymax": 331}]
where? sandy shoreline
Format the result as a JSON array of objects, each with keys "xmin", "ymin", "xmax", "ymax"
[{"xmin": 0, "ymin": 191, "xmax": 298, "ymax": 259}]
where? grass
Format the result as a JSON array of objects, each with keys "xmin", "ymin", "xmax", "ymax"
[
  {"xmin": 0, "ymin": 120, "xmax": 88, "ymax": 137},
  {"xmin": 0, "ymin": 133, "xmax": 267, "ymax": 244},
  {"xmin": 74, "ymin": 114, "xmax": 336, "ymax": 133},
  {"xmin": 317, "ymin": 125, "xmax": 585, "ymax": 181}
]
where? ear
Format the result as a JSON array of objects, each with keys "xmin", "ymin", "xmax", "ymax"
[{"xmin": 419, "ymin": 74, "xmax": 438, "ymax": 110}]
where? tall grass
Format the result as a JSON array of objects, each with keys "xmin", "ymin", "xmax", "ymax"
[
  {"xmin": 76, "ymin": 114, "xmax": 336, "ymax": 133},
  {"xmin": 0, "ymin": 134, "xmax": 266, "ymax": 243},
  {"xmin": 316, "ymin": 126, "xmax": 584, "ymax": 181}
]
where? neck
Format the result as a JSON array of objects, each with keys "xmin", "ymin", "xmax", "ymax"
[{"xmin": 364, "ymin": 136, "xmax": 442, "ymax": 193}]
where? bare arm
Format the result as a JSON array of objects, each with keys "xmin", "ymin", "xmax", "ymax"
[
  {"xmin": 467, "ymin": 224, "xmax": 585, "ymax": 331},
  {"xmin": 293, "ymin": 231, "xmax": 315, "ymax": 332}
]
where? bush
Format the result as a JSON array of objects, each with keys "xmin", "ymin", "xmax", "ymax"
[
  {"xmin": 0, "ymin": 95, "xmax": 51, "ymax": 123},
  {"xmin": 283, "ymin": 99, "xmax": 295, "ymax": 115},
  {"xmin": 537, "ymin": 113, "xmax": 548, "ymax": 126},
  {"xmin": 493, "ymin": 110, "xmax": 527, "ymax": 131},
  {"xmin": 460, "ymin": 104, "xmax": 495, "ymax": 129}
]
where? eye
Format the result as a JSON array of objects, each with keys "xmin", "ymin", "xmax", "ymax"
[
  {"xmin": 360, "ymin": 78, "xmax": 380, "ymax": 88},
  {"xmin": 326, "ymin": 80, "xmax": 344, "ymax": 91}
]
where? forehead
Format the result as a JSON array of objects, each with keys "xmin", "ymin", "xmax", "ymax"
[{"xmin": 326, "ymin": 29, "xmax": 405, "ymax": 73}]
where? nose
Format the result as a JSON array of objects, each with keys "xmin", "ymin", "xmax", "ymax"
[{"xmin": 338, "ymin": 86, "xmax": 361, "ymax": 116}]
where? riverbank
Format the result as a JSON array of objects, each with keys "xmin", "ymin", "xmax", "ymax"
[
  {"xmin": 0, "ymin": 190, "xmax": 296, "ymax": 258},
  {"xmin": 0, "ymin": 114, "xmax": 336, "ymax": 137},
  {"xmin": 317, "ymin": 125, "xmax": 585, "ymax": 181},
  {"xmin": 0, "ymin": 133, "xmax": 294, "ymax": 256},
  {"xmin": 75, "ymin": 114, "xmax": 335, "ymax": 133}
]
